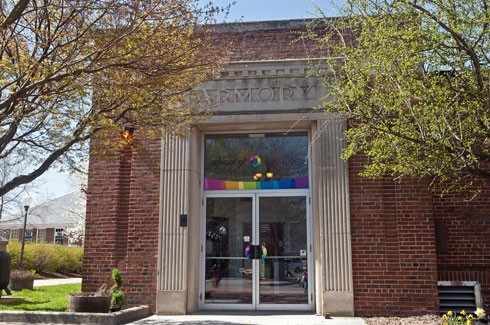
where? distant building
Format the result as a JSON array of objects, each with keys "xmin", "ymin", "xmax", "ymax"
[{"xmin": 0, "ymin": 193, "xmax": 85, "ymax": 246}]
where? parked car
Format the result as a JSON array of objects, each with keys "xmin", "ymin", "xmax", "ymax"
[
  {"xmin": 284, "ymin": 258, "xmax": 305, "ymax": 273},
  {"xmin": 239, "ymin": 268, "xmax": 253, "ymax": 277}
]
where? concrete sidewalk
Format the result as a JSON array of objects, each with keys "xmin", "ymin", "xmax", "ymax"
[
  {"xmin": 27, "ymin": 279, "xmax": 366, "ymax": 324},
  {"xmin": 130, "ymin": 312, "xmax": 366, "ymax": 325},
  {"xmin": 33, "ymin": 277, "xmax": 82, "ymax": 287}
]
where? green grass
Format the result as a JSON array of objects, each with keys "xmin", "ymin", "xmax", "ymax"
[{"xmin": 0, "ymin": 283, "xmax": 81, "ymax": 312}]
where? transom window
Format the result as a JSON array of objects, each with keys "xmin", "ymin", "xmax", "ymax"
[{"xmin": 204, "ymin": 132, "xmax": 309, "ymax": 190}]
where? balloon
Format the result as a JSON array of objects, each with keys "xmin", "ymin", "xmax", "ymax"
[{"xmin": 249, "ymin": 155, "xmax": 261, "ymax": 168}]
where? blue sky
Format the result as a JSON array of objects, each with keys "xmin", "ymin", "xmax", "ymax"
[
  {"xmin": 204, "ymin": 0, "xmax": 345, "ymax": 22},
  {"xmin": 34, "ymin": 0, "xmax": 346, "ymax": 204}
]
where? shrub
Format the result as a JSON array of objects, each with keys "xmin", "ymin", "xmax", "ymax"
[
  {"xmin": 110, "ymin": 268, "xmax": 125, "ymax": 311},
  {"xmin": 6, "ymin": 241, "xmax": 83, "ymax": 274},
  {"xmin": 7, "ymin": 241, "xmax": 37, "ymax": 270},
  {"xmin": 30, "ymin": 243, "xmax": 61, "ymax": 272},
  {"xmin": 6, "ymin": 241, "xmax": 21, "ymax": 269},
  {"xmin": 10, "ymin": 269, "xmax": 40, "ymax": 280},
  {"xmin": 55, "ymin": 245, "xmax": 83, "ymax": 273}
]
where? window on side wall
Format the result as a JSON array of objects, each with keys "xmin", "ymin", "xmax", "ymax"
[
  {"xmin": 10, "ymin": 229, "xmax": 20, "ymax": 240},
  {"xmin": 37, "ymin": 229, "xmax": 46, "ymax": 243},
  {"xmin": 25, "ymin": 229, "xmax": 33, "ymax": 241},
  {"xmin": 55, "ymin": 228, "xmax": 64, "ymax": 244}
]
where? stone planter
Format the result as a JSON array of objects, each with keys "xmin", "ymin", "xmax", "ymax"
[
  {"xmin": 68, "ymin": 294, "xmax": 111, "ymax": 313},
  {"xmin": 8, "ymin": 278, "xmax": 34, "ymax": 291}
]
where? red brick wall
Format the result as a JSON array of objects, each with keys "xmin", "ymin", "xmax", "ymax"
[
  {"xmin": 350, "ymin": 154, "xmax": 490, "ymax": 316},
  {"xmin": 123, "ymin": 135, "xmax": 161, "ymax": 309},
  {"xmin": 83, "ymin": 137, "xmax": 127, "ymax": 292},
  {"xmin": 212, "ymin": 19, "xmax": 343, "ymax": 61},
  {"xmin": 433, "ymin": 181, "xmax": 490, "ymax": 310},
  {"xmin": 46, "ymin": 228, "xmax": 54, "ymax": 244},
  {"xmin": 83, "ymin": 131, "xmax": 161, "ymax": 310},
  {"xmin": 350, "ymin": 155, "xmax": 440, "ymax": 316}
]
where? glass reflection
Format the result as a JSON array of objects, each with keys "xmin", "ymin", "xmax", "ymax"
[
  {"xmin": 205, "ymin": 197, "xmax": 253, "ymax": 304},
  {"xmin": 204, "ymin": 195, "xmax": 309, "ymax": 306},
  {"xmin": 259, "ymin": 197, "xmax": 308, "ymax": 304},
  {"xmin": 204, "ymin": 132, "xmax": 308, "ymax": 185}
]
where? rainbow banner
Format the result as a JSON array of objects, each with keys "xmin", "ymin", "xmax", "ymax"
[{"xmin": 204, "ymin": 176, "xmax": 309, "ymax": 190}]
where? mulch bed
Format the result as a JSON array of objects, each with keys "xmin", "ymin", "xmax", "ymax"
[{"xmin": 364, "ymin": 315, "xmax": 441, "ymax": 324}]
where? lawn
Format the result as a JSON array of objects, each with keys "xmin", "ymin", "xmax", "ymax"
[{"xmin": 0, "ymin": 283, "xmax": 81, "ymax": 312}]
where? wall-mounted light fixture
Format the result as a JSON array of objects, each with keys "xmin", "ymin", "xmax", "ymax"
[{"xmin": 120, "ymin": 126, "xmax": 134, "ymax": 145}]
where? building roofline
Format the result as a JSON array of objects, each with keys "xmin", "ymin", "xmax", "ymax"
[{"xmin": 209, "ymin": 17, "xmax": 339, "ymax": 32}]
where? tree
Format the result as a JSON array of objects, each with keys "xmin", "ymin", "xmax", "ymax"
[
  {"xmin": 311, "ymin": 0, "xmax": 489, "ymax": 192},
  {"xmin": 64, "ymin": 170, "xmax": 87, "ymax": 245},
  {"xmin": 0, "ymin": 154, "xmax": 37, "ymax": 221},
  {"xmin": 0, "ymin": 0, "xmax": 226, "ymax": 197}
]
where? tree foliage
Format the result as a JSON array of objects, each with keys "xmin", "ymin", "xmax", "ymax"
[
  {"xmin": 0, "ymin": 0, "xmax": 225, "ymax": 197},
  {"xmin": 64, "ymin": 172, "xmax": 86, "ymax": 245},
  {"xmin": 312, "ymin": 0, "xmax": 490, "ymax": 192},
  {"xmin": 0, "ymin": 155, "xmax": 36, "ymax": 220}
]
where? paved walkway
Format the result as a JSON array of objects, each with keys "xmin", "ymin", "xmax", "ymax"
[
  {"xmin": 33, "ymin": 277, "xmax": 82, "ymax": 287},
  {"xmin": 131, "ymin": 313, "xmax": 366, "ymax": 325},
  {"xmin": 29, "ymin": 278, "xmax": 366, "ymax": 324}
]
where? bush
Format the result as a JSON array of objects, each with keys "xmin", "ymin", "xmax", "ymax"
[
  {"xmin": 30, "ymin": 244, "xmax": 60, "ymax": 272},
  {"xmin": 7, "ymin": 241, "xmax": 83, "ymax": 274},
  {"xmin": 110, "ymin": 268, "xmax": 125, "ymax": 310},
  {"xmin": 55, "ymin": 245, "xmax": 83, "ymax": 273}
]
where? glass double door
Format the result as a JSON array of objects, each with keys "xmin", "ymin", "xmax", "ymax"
[{"xmin": 202, "ymin": 192, "xmax": 312, "ymax": 310}]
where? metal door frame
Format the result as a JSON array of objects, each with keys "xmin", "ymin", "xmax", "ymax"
[{"xmin": 199, "ymin": 190, "xmax": 313, "ymax": 311}]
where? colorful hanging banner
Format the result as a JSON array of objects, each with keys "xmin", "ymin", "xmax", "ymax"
[{"xmin": 204, "ymin": 176, "xmax": 309, "ymax": 190}]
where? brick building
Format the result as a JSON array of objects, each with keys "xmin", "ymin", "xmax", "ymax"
[
  {"xmin": 83, "ymin": 19, "xmax": 490, "ymax": 316},
  {"xmin": 0, "ymin": 192, "xmax": 84, "ymax": 246}
]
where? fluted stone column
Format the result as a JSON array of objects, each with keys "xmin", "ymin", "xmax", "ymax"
[
  {"xmin": 313, "ymin": 118, "xmax": 353, "ymax": 316},
  {"xmin": 156, "ymin": 131, "xmax": 193, "ymax": 314}
]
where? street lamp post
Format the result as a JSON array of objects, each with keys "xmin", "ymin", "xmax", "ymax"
[{"xmin": 19, "ymin": 195, "xmax": 32, "ymax": 270}]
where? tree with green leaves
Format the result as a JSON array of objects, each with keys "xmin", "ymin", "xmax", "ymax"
[
  {"xmin": 311, "ymin": 0, "xmax": 489, "ymax": 192},
  {"xmin": 0, "ymin": 0, "xmax": 226, "ymax": 197}
]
